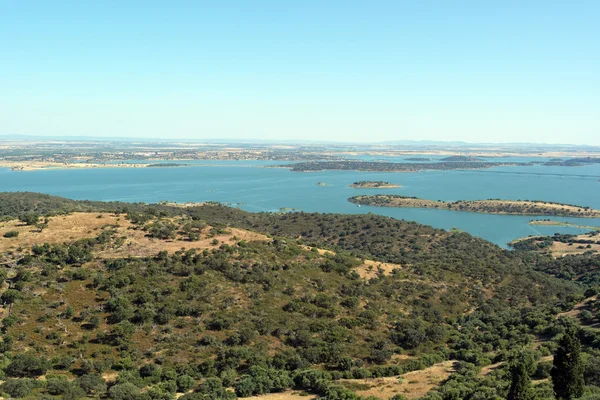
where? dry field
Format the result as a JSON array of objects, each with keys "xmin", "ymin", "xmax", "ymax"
[
  {"xmin": 301, "ymin": 245, "xmax": 403, "ymax": 279},
  {"xmin": 0, "ymin": 212, "xmax": 268, "ymax": 258},
  {"xmin": 339, "ymin": 360, "xmax": 456, "ymax": 399},
  {"xmin": 549, "ymin": 236, "xmax": 600, "ymax": 257}
]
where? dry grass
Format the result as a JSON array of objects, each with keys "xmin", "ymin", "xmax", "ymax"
[
  {"xmin": 300, "ymin": 245, "xmax": 402, "ymax": 279},
  {"xmin": 339, "ymin": 360, "xmax": 457, "ymax": 399},
  {"xmin": 0, "ymin": 212, "xmax": 269, "ymax": 258},
  {"xmin": 550, "ymin": 238, "xmax": 600, "ymax": 257},
  {"xmin": 0, "ymin": 212, "xmax": 123, "ymax": 252},
  {"xmin": 357, "ymin": 259, "xmax": 402, "ymax": 279}
]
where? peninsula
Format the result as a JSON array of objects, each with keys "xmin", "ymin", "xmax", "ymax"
[
  {"xmin": 282, "ymin": 160, "xmax": 529, "ymax": 172},
  {"xmin": 349, "ymin": 181, "xmax": 401, "ymax": 188},
  {"xmin": 348, "ymin": 195, "xmax": 600, "ymax": 218}
]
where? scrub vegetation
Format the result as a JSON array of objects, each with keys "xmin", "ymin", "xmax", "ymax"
[{"xmin": 0, "ymin": 192, "xmax": 599, "ymax": 399}]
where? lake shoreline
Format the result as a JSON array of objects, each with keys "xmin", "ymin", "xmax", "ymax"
[{"xmin": 349, "ymin": 195, "xmax": 600, "ymax": 218}]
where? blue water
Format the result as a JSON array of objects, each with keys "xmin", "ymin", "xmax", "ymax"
[{"xmin": 1, "ymin": 161, "xmax": 599, "ymax": 248}]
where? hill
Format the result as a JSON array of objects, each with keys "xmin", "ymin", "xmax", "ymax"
[{"xmin": 0, "ymin": 193, "xmax": 599, "ymax": 399}]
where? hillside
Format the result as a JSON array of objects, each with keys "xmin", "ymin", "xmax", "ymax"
[{"xmin": 0, "ymin": 193, "xmax": 599, "ymax": 399}]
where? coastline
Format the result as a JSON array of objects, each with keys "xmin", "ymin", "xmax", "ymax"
[
  {"xmin": 349, "ymin": 195, "xmax": 600, "ymax": 218},
  {"xmin": 0, "ymin": 161, "xmax": 189, "ymax": 171}
]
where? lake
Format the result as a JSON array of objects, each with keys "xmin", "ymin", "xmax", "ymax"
[{"xmin": 1, "ymin": 160, "xmax": 599, "ymax": 248}]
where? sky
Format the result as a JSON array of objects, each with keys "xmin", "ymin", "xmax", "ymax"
[{"xmin": 1, "ymin": 1, "xmax": 599, "ymax": 145}]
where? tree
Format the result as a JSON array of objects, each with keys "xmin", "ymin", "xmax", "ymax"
[
  {"xmin": 108, "ymin": 382, "xmax": 140, "ymax": 400},
  {"xmin": 507, "ymin": 361, "xmax": 534, "ymax": 400},
  {"xmin": 5, "ymin": 353, "xmax": 50, "ymax": 378},
  {"xmin": 75, "ymin": 374, "xmax": 107, "ymax": 396},
  {"xmin": 20, "ymin": 212, "xmax": 40, "ymax": 226},
  {"xmin": 1, "ymin": 289, "xmax": 20, "ymax": 305},
  {"xmin": 552, "ymin": 329, "xmax": 584, "ymax": 400}
]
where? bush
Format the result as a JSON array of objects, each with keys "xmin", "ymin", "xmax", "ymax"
[
  {"xmin": 1, "ymin": 289, "xmax": 20, "ymax": 305},
  {"xmin": 5, "ymin": 353, "xmax": 50, "ymax": 378},
  {"xmin": 176, "ymin": 374, "xmax": 196, "ymax": 392},
  {"xmin": 75, "ymin": 374, "xmax": 107, "ymax": 395},
  {"xmin": 3, "ymin": 230, "xmax": 19, "ymax": 238},
  {"xmin": 0, "ymin": 378, "xmax": 42, "ymax": 397},
  {"xmin": 108, "ymin": 382, "xmax": 141, "ymax": 400},
  {"xmin": 195, "ymin": 377, "xmax": 236, "ymax": 399}
]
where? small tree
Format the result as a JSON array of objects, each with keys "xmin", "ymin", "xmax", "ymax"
[
  {"xmin": 507, "ymin": 361, "xmax": 534, "ymax": 400},
  {"xmin": 552, "ymin": 329, "xmax": 584, "ymax": 400},
  {"xmin": 20, "ymin": 212, "xmax": 40, "ymax": 226}
]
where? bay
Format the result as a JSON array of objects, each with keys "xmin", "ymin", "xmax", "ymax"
[{"xmin": 1, "ymin": 160, "xmax": 599, "ymax": 248}]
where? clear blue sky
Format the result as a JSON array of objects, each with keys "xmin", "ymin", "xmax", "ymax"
[{"xmin": 1, "ymin": 1, "xmax": 599, "ymax": 144}]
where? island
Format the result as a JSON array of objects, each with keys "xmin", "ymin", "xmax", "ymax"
[
  {"xmin": 440, "ymin": 155, "xmax": 484, "ymax": 162},
  {"xmin": 282, "ymin": 160, "xmax": 529, "ymax": 172},
  {"xmin": 316, "ymin": 181, "xmax": 331, "ymax": 186},
  {"xmin": 349, "ymin": 181, "xmax": 401, "ymax": 188},
  {"xmin": 348, "ymin": 194, "xmax": 600, "ymax": 217}
]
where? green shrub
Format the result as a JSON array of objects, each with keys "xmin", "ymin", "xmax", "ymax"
[
  {"xmin": 5, "ymin": 353, "xmax": 50, "ymax": 378},
  {"xmin": 0, "ymin": 378, "xmax": 42, "ymax": 397}
]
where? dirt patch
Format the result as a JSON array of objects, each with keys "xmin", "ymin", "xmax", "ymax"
[
  {"xmin": 357, "ymin": 259, "xmax": 402, "ymax": 279},
  {"xmin": 340, "ymin": 360, "xmax": 456, "ymax": 399}
]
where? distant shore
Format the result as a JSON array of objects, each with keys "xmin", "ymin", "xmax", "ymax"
[
  {"xmin": 528, "ymin": 219, "xmax": 600, "ymax": 230},
  {"xmin": 0, "ymin": 161, "xmax": 189, "ymax": 171},
  {"xmin": 349, "ymin": 195, "xmax": 600, "ymax": 218}
]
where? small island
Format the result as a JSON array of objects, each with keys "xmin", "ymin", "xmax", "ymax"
[
  {"xmin": 440, "ymin": 155, "xmax": 483, "ymax": 162},
  {"xmin": 316, "ymin": 182, "xmax": 331, "ymax": 186},
  {"xmin": 349, "ymin": 181, "xmax": 401, "ymax": 189},
  {"xmin": 348, "ymin": 195, "xmax": 600, "ymax": 217}
]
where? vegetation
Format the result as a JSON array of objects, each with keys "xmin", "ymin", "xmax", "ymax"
[
  {"xmin": 552, "ymin": 330, "xmax": 585, "ymax": 399},
  {"xmin": 0, "ymin": 192, "xmax": 599, "ymax": 399}
]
